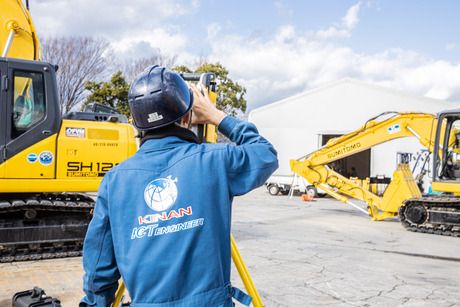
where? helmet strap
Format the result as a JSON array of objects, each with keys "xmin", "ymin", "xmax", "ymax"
[{"xmin": 187, "ymin": 110, "xmax": 193, "ymax": 129}]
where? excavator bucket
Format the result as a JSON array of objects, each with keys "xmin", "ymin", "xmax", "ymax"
[{"xmin": 374, "ymin": 164, "xmax": 422, "ymax": 220}]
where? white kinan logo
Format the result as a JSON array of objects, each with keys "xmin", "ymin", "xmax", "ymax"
[
  {"xmin": 144, "ymin": 176, "xmax": 178, "ymax": 212},
  {"xmin": 147, "ymin": 112, "xmax": 164, "ymax": 123}
]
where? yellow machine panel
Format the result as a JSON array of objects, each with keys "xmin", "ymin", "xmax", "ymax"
[
  {"xmin": 0, "ymin": 120, "xmax": 137, "ymax": 193},
  {"xmin": 0, "ymin": 134, "xmax": 57, "ymax": 178},
  {"xmin": 432, "ymin": 181, "xmax": 460, "ymax": 195},
  {"xmin": 56, "ymin": 119, "xmax": 138, "ymax": 181}
]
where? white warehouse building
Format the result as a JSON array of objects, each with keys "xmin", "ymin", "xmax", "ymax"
[{"xmin": 248, "ymin": 79, "xmax": 457, "ymax": 188}]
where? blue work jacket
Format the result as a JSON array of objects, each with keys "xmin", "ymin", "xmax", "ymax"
[{"xmin": 81, "ymin": 116, "xmax": 278, "ymax": 306}]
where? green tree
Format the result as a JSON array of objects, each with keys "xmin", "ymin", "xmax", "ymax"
[
  {"xmin": 174, "ymin": 62, "xmax": 247, "ymax": 116},
  {"xmin": 84, "ymin": 71, "xmax": 130, "ymax": 116},
  {"xmin": 171, "ymin": 65, "xmax": 192, "ymax": 74}
]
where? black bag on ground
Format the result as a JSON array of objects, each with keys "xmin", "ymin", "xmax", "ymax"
[{"xmin": 12, "ymin": 287, "xmax": 61, "ymax": 307}]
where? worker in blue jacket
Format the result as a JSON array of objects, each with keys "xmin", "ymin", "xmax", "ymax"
[{"xmin": 80, "ymin": 65, "xmax": 278, "ymax": 306}]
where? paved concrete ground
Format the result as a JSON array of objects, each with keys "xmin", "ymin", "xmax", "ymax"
[
  {"xmin": 231, "ymin": 188, "xmax": 460, "ymax": 306},
  {"xmin": 0, "ymin": 187, "xmax": 459, "ymax": 306}
]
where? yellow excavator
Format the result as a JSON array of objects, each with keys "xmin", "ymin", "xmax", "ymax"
[
  {"xmin": 0, "ymin": 0, "xmax": 138, "ymax": 261},
  {"xmin": 290, "ymin": 111, "xmax": 460, "ymax": 236}
]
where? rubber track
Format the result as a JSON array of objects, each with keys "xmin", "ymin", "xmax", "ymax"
[
  {"xmin": 0, "ymin": 193, "xmax": 94, "ymax": 262},
  {"xmin": 399, "ymin": 197, "xmax": 460, "ymax": 237}
]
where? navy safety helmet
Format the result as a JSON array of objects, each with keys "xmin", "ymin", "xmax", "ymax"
[{"xmin": 128, "ymin": 65, "xmax": 193, "ymax": 130}]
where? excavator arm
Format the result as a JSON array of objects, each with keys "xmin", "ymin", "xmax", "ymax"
[{"xmin": 290, "ymin": 112, "xmax": 439, "ymax": 220}]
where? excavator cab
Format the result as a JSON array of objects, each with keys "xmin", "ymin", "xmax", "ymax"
[
  {"xmin": 0, "ymin": 58, "xmax": 60, "ymax": 175},
  {"xmin": 433, "ymin": 110, "xmax": 460, "ymax": 187}
]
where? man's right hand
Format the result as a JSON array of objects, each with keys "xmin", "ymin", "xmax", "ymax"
[{"xmin": 190, "ymin": 84, "xmax": 226, "ymax": 126}]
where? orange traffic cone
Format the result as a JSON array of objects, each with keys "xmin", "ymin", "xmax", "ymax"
[{"xmin": 301, "ymin": 194, "xmax": 314, "ymax": 201}]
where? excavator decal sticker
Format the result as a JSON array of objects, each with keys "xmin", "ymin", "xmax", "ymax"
[
  {"xmin": 387, "ymin": 124, "xmax": 401, "ymax": 134},
  {"xmin": 26, "ymin": 153, "xmax": 38, "ymax": 163},
  {"xmin": 65, "ymin": 127, "xmax": 85, "ymax": 138},
  {"xmin": 38, "ymin": 151, "xmax": 53, "ymax": 166},
  {"xmin": 327, "ymin": 142, "xmax": 362, "ymax": 159},
  {"xmin": 66, "ymin": 161, "xmax": 117, "ymax": 177}
]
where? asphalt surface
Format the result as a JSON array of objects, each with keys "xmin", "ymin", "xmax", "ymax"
[{"xmin": 1, "ymin": 187, "xmax": 459, "ymax": 306}]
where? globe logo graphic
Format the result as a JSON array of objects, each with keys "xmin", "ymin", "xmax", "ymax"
[
  {"xmin": 144, "ymin": 176, "xmax": 178, "ymax": 212},
  {"xmin": 39, "ymin": 151, "xmax": 53, "ymax": 166}
]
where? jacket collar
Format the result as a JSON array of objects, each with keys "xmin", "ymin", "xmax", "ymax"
[{"xmin": 139, "ymin": 124, "xmax": 198, "ymax": 151}]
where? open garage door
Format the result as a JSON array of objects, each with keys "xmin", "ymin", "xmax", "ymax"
[{"xmin": 321, "ymin": 134, "xmax": 371, "ymax": 178}]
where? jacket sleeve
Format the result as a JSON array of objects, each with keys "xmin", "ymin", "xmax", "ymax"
[
  {"xmin": 218, "ymin": 116, "xmax": 278, "ymax": 196},
  {"xmin": 80, "ymin": 176, "xmax": 120, "ymax": 306}
]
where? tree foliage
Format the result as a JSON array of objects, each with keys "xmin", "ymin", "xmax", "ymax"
[
  {"xmin": 82, "ymin": 59, "xmax": 246, "ymax": 119},
  {"xmin": 42, "ymin": 36, "xmax": 109, "ymax": 114},
  {"xmin": 84, "ymin": 71, "xmax": 130, "ymax": 116},
  {"xmin": 174, "ymin": 62, "xmax": 247, "ymax": 115}
]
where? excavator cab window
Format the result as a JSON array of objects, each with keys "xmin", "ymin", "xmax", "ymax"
[
  {"xmin": 436, "ymin": 116, "xmax": 460, "ymax": 181},
  {"xmin": 11, "ymin": 71, "xmax": 46, "ymax": 139}
]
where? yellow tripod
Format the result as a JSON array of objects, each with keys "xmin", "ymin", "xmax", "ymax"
[{"xmin": 113, "ymin": 76, "xmax": 264, "ymax": 306}]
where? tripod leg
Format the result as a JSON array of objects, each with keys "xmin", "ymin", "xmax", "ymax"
[
  {"xmin": 113, "ymin": 280, "xmax": 126, "ymax": 306},
  {"xmin": 231, "ymin": 234, "xmax": 264, "ymax": 307}
]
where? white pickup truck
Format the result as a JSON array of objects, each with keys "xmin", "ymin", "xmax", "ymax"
[{"xmin": 264, "ymin": 175, "xmax": 325, "ymax": 197}]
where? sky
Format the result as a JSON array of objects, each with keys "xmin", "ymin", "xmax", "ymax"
[{"xmin": 30, "ymin": 0, "xmax": 460, "ymax": 110}]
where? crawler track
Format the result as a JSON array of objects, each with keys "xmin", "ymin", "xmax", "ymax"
[
  {"xmin": 399, "ymin": 197, "xmax": 460, "ymax": 237},
  {"xmin": 0, "ymin": 193, "xmax": 94, "ymax": 262}
]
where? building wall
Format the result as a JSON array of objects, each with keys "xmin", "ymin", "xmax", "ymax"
[{"xmin": 249, "ymin": 80, "xmax": 456, "ymax": 179}]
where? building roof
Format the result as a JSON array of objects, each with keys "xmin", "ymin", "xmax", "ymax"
[{"xmin": 249, "ymin": 78, "xmax": 457, "ymax": 119}]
